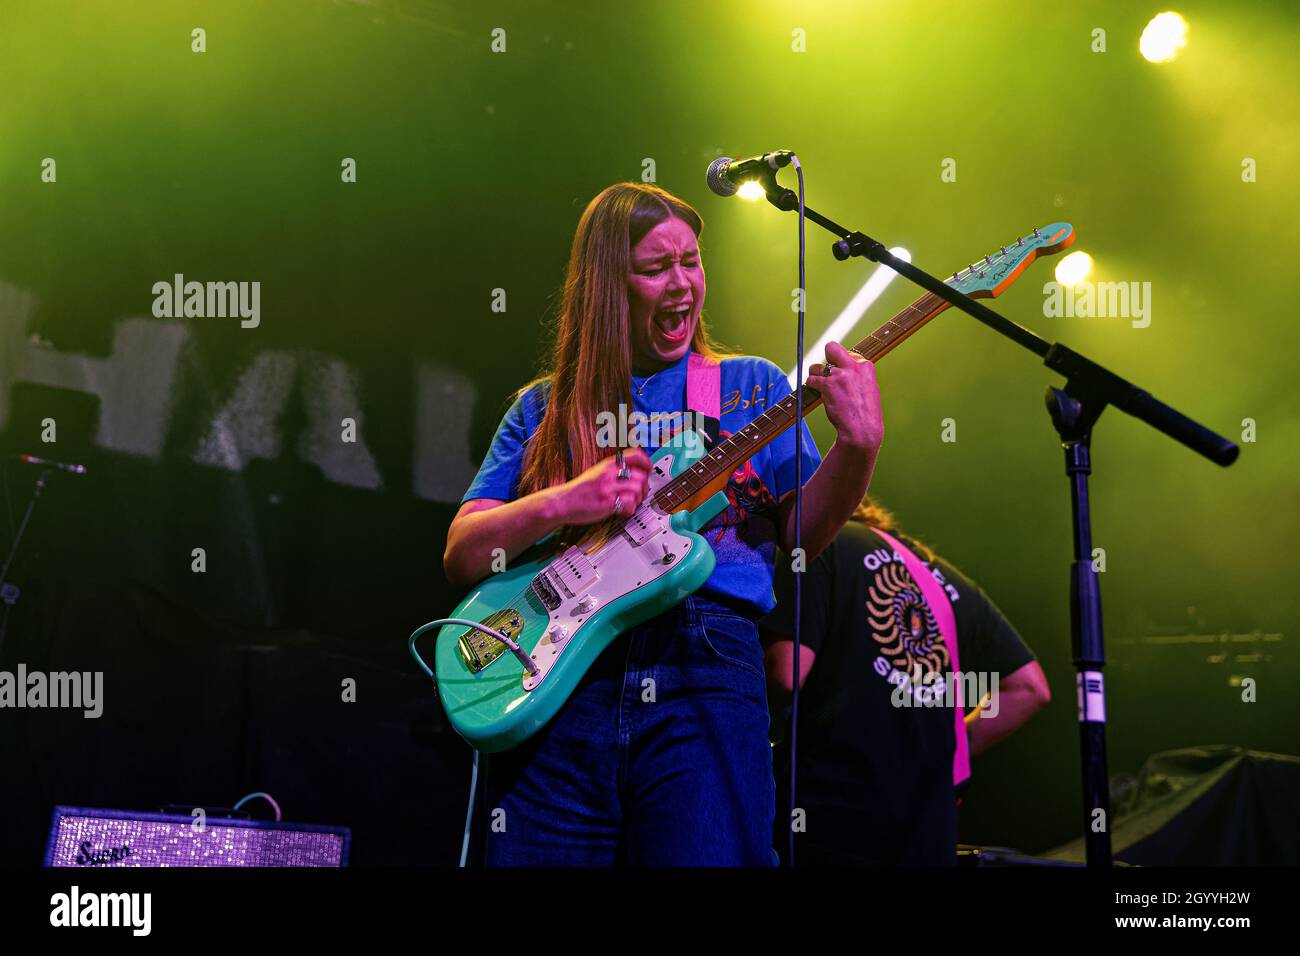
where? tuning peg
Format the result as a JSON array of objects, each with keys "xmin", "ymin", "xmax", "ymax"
[
  {"xmin": 999, "ymin": 246, "xmax": 1008, "ymax": 255},
  {"xmin": 1033, "ymin": 227, "xmax": 1042, "ymax": 238}
]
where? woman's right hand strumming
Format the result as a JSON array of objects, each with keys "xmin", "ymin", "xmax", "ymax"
[
  {"xmin": 553, "ymin": 448, "xmax": 653, "ymax": 525},
  {"xmin": 444, "ymin": 448, "xmax": 654, "ymax": 588}
]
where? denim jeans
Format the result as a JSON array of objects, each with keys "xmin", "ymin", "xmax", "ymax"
[{"xmin": 482, "ymin": 595, "xmax": 776, "ymax": 866}]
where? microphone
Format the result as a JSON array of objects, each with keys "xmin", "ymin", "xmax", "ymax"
[
  {"xmin": 706, "ymin": 150, "xmax": 795, "ymax": 197},
  {"xmin": 16, "ymin": 453, "xmax": 87, "ymax": 475}
]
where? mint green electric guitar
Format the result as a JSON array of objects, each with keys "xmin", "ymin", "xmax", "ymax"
[{"xmin": 420, "ymin": 223, "xmax": 1076, "ymax": 752}]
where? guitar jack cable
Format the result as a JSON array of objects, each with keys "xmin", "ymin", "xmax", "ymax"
[{"xmin": 409, "ymin": 617, "xmax": 529, "ymax": 867}]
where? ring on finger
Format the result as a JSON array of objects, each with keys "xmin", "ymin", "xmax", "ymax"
[{"xmin": 613, "ymin": 494, "xmax": 624, "ymax": 516}]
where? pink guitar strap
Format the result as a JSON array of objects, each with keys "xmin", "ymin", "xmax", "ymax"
[
  {"xmin": 686, "ymin": 352, "xmax": 720, "ymax": 448},
  {"xmin": 872, "ymin": 528, "xmax": 972, "ymax": 789}
]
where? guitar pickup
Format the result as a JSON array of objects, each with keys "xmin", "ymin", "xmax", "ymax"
[
  {"xmin": 621, "ymin": 506, "xmax": 663, "ymax": 547},
  {"xmin": 549, "ymin": 546, "xmax": 598, "ymax": 598}
]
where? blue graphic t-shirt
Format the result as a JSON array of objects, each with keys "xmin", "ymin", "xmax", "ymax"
[{"xmin": 460, "ymin": 349, "xmax": 823, "ymax": 616}]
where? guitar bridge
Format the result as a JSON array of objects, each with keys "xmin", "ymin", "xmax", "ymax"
[
  {"xmin": 457, "ymin": 609, "xmax": 525, "ymax": 673},
  {"xmin": 530, "ymin": 573, "xmax": 561, "ymax": 612}
]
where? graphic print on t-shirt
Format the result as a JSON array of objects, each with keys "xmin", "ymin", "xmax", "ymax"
[
  {"xmin": 862, "ymin": 545, "xmax": 960, "ymax": 701},
  {"xmin": 700, "ymin": 383, "xmax": 782, "ymax": 545},
  {"xmin": 701, "ymin": 431, "xmax": 779, "ymax": 546},
  {"xmin": 870, "ymin": 560, "xmax": 948, "ymax": 678},
  {"xmin": 639, "ymin": 389, "xmax": 781, "ymax": 550}
]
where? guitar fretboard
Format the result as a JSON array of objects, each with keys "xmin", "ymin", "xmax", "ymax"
[{"xmin": 651, "ymin": 289, "xmax": 951, "ymax": 513}]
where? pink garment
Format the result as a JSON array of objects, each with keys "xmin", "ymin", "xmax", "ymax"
[{"xmin": 686, "ymin": 351, "xmax": 720, "ymax": 424}]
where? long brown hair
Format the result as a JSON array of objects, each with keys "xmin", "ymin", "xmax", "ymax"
[{"xmin": 516, "ymin": 182, "xmax": 734, "ymax": 497}]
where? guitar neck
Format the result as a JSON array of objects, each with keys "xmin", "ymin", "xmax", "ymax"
[{"xmin": 652, "ymin": 288, "xmax": 955, "ymax": 514}]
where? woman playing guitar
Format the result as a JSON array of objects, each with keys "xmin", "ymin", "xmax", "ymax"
[{"xmin": 444, "ymin": 182, "xmax": 882, "ymax": 865}]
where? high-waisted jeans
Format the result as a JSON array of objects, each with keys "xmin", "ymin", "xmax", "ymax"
[{"xmin": 482, "ymin": 595, "xmax": 776, "ymax": 866}]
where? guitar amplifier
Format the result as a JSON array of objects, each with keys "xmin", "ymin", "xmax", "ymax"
[{"xmin": 43, "ymin": 806, "xmax": 351, "ymax": 867}]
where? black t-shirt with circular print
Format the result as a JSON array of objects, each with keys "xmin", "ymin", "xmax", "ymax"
[{"xmin": 761, "ymin": 521, "xmax": 1034, "ymax": 865}]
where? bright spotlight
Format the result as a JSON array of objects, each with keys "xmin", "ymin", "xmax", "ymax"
[
  {"xmin": 736, "ymin": 180, "xmax": 766, "ymax": 201},
  {"xmin": 1140, "ymin": 12, "xmax": 1188, "ymax": 63},
  {"xmin": 1055, "ymin": 251, "xmax": 1093, "ymax": 286},
  {"xmin": 786, "ymin": 248, "xmax": 910, "ymax": 389}
]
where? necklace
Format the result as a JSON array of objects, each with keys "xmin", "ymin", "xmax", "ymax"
[
  {"xmin": 633, "ymin": 351, "xmax": 688, "ymax": 397},
  {"xmin": 632, "ymin": 368, "xmax": 662, "ymax": 397}
]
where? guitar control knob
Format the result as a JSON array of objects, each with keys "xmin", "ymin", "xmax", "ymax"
[
  {"xmin": 575, "ymin": 595, "xmax": 597, "ymax": 614},
  {"xmin": 547, "ymin": 624, "xmax": 569, "ymax": 644}
]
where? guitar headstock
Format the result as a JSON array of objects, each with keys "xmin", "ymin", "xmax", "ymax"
[{"xmin": 949, "ymin": 222, "xmax": 1076, "ymax": 299}]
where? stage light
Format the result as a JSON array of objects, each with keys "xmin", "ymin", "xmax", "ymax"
[
  {"xmin": 1140, "ymin": 12, "xmax": 1188, "ymax": 63},
  {"xmin": 736, "ymin": 180, "xmax": 767, "ymax": 201},
  {"xmin": 786, "ymin": 248, "xmax": 909, "ymax": 389},
  {"xmin": 1055, "ymin": 250, "xmax": 1093, "ymax": 286}
]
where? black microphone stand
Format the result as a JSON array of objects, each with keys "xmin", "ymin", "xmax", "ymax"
[{"xmin": 755, "ymin": 176, "xmax": 1238, "ymax": 867}]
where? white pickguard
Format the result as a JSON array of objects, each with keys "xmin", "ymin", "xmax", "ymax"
[{"xmin": 522, "ymin": 454, "xmax": 694, "ymax": 691}]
